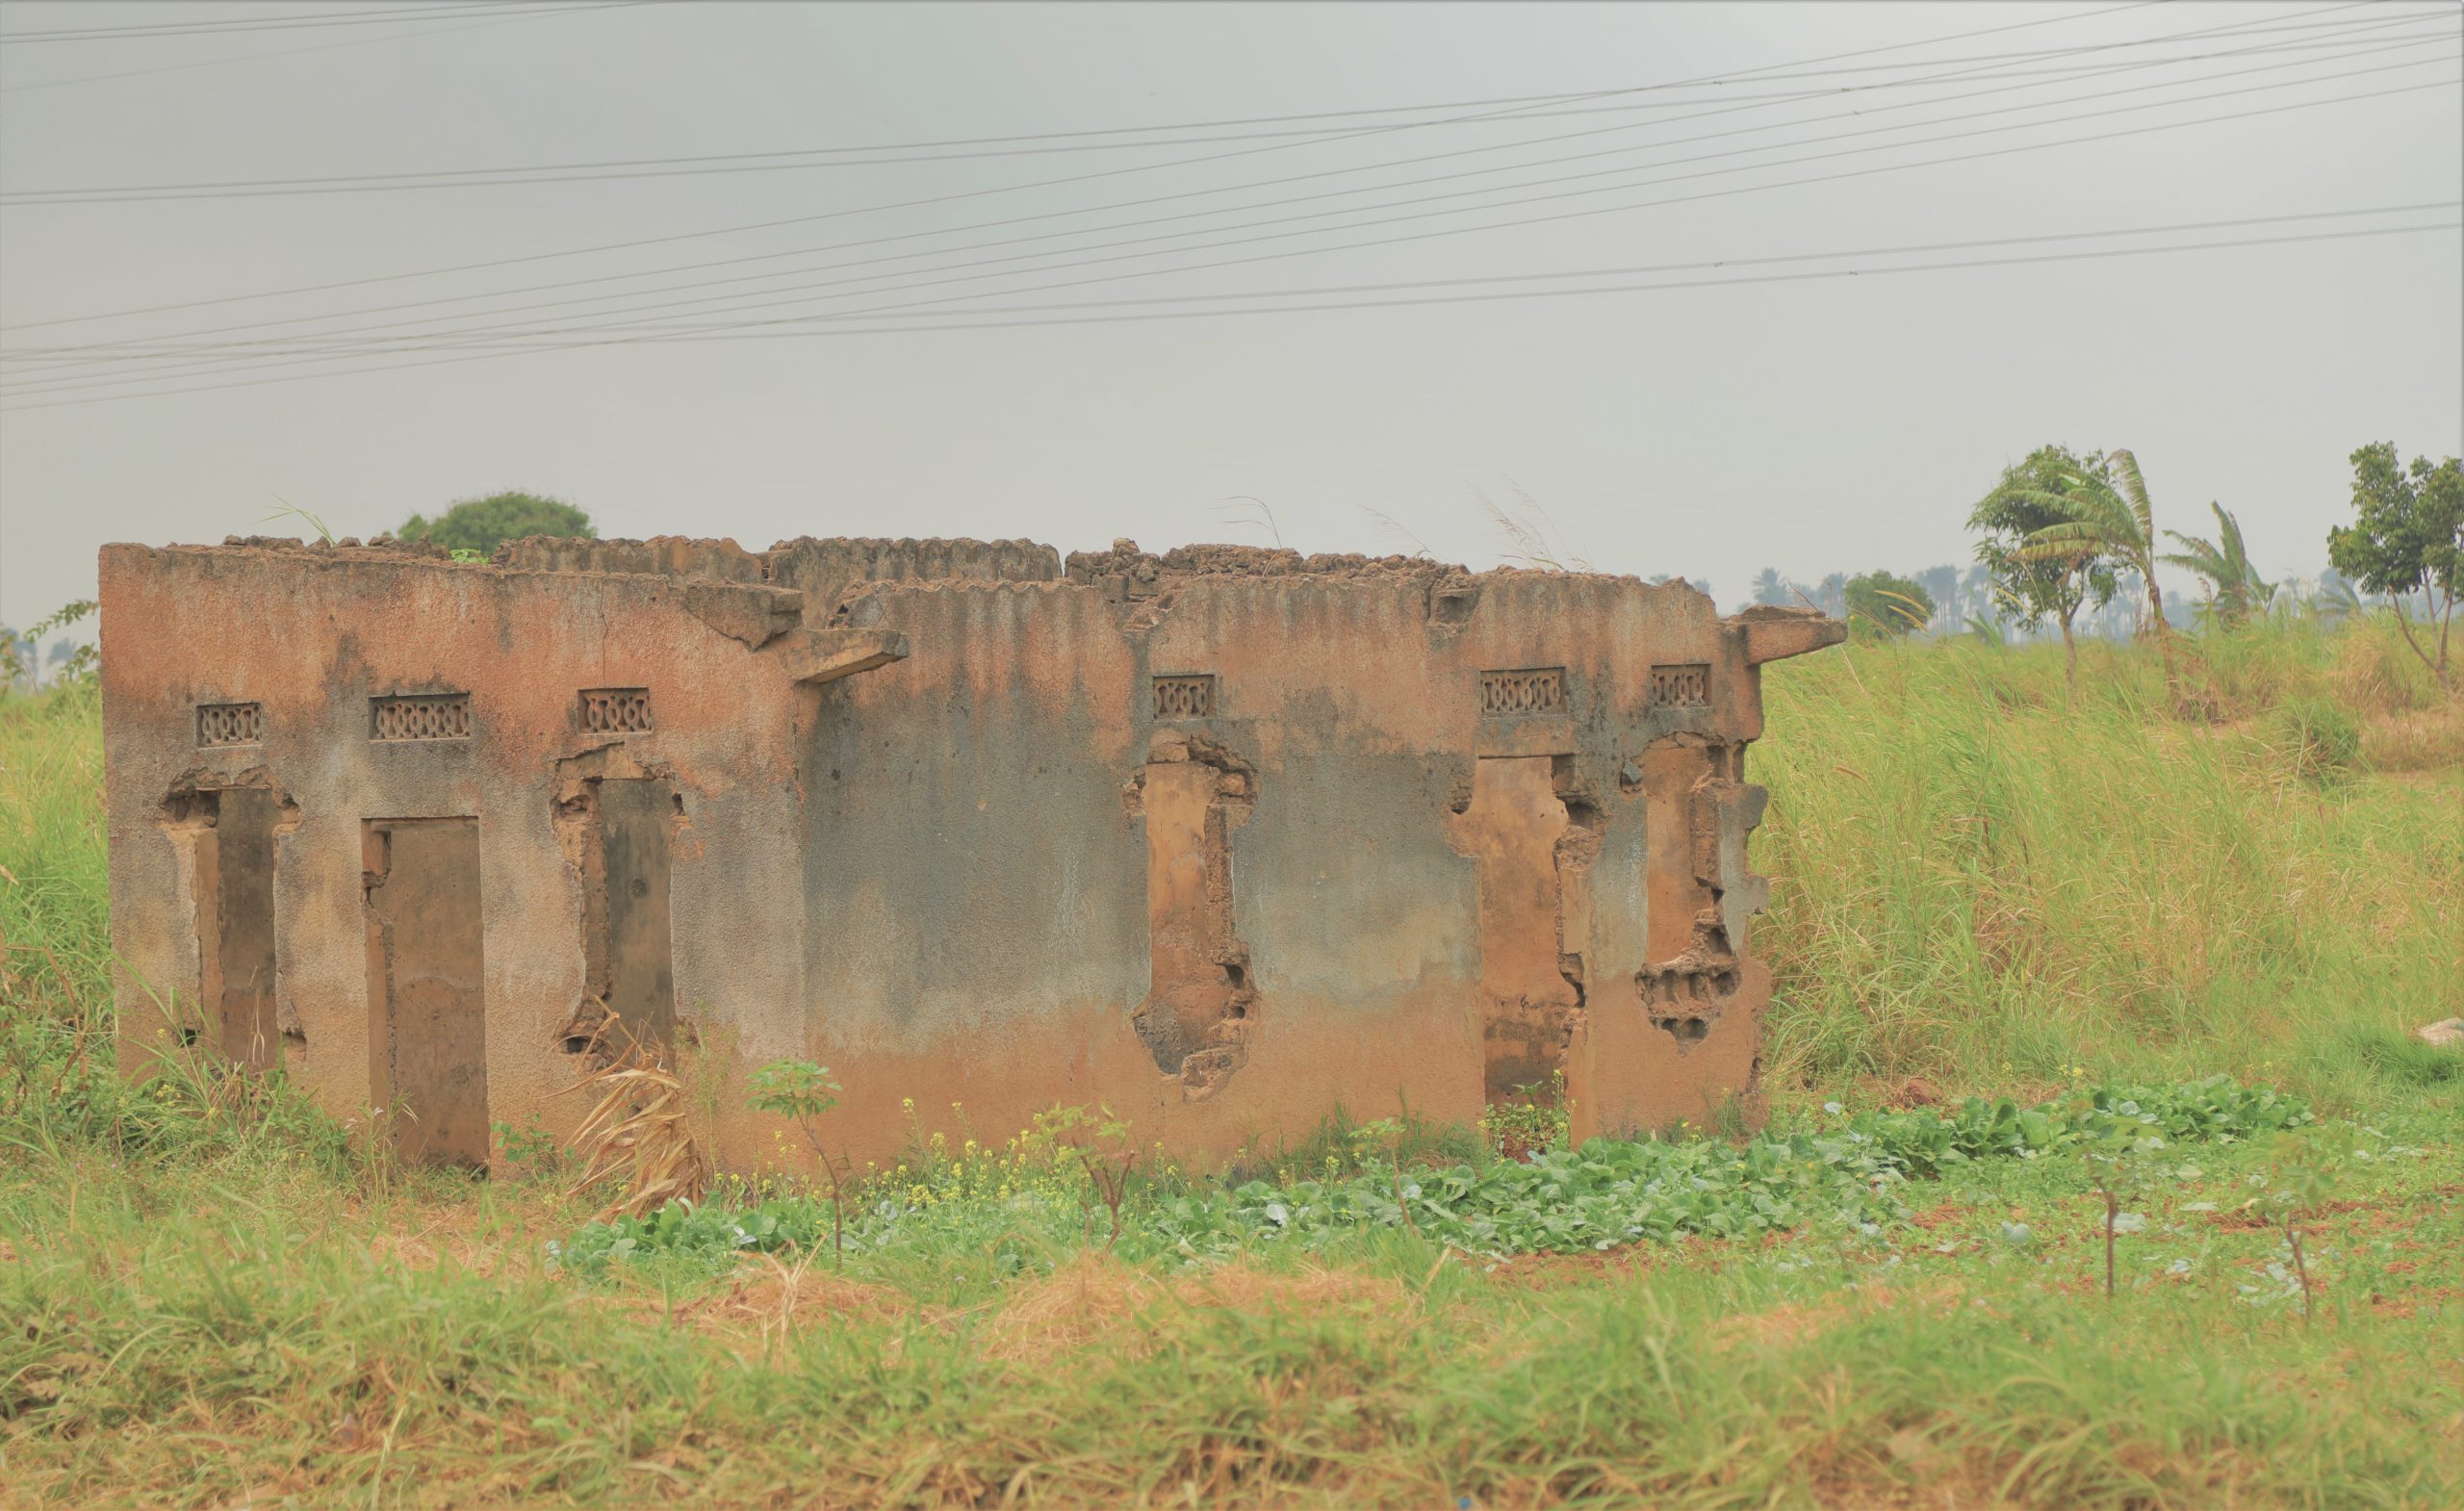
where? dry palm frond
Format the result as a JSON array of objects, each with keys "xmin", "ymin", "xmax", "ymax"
[{"xmin": 563, "ymin": 1035, "xmax": 709, "ymax": 1220}]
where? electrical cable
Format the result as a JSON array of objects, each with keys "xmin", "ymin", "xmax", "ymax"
[
  {"xmin": 0, "ymin": 3, "xmax": 595, "ymax": 44},
  {"xmin": 6, "ymin": 6, "xmax": 2441, "ymax": 201},
  {"xmin": 13, "ymin": 12, "xmax": 2443, "ymax": 372},
  {"xmin": 13, "ymin": 45, "xmax": 2449, "ymax": 391},
  {"xmin": 6, "ymin": 218, "xmax": 2449, "ymax": 412},
  {"xmin": 0, "ymin": 0, "xmax": 2194, "ymax": 328}
]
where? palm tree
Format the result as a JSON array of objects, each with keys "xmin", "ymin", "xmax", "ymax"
[
  {"xmin": 2160, "ymin": 503, "xmax": 2272, "ymax": 625},
  {"xmin": 1750, "ymin": 567, "xmax": 1789, "ymax": 606},
  {"xmin": 2011, "ymin": 448, "xmax": 2176, "ymax": 682}
]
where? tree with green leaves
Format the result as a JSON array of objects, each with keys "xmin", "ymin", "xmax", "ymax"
[
  {"xmin": 2162, "ymin": 503, "xmax": 2273, "ymax": 627},
  {"xmin": 398, "ymin": 492, "xmax": 594, "ymax": 558},
  {"xmin": 2326, "ymin": 442, "xmax": 2461, "ymax": 689},
  {"xmin": 1841, "ymin": 571, "xmax": 1935, "ymax": 639},
  {"xmin": 2008, "ymin": 447, "xmax": 2178, "ymax": 693},
  {"xmin": 1969, "ymin": 446, "xmax": 2118, "ymax": 690}
]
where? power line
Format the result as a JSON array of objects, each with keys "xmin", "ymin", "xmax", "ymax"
[
  {"xmin": 0, "ymin": 1, "xmax": 645, "ymax": 93},
  {"xmin": 0, "ymin": 0, "xmax": 2187, "ymax": 326},
  {"xmin": 6, "ymin": 219, "xmax": 2449, "ymax": 411},
  {"xmin": 14, "ymin": 12, "xmax": 2439, "ymax": 370},
  {"xmin": 16, "ymin": 43, "xmax": 2447, "ymax": 385},
  {"xmin": 109, "ymin": 204, "xmax": 2464, "ymax": 341},
  {"xmin": 11, "ymin": 71, "xmax": 2452, "ymax": 401},
  {"xmin": 5, "ymin": 6, "xmax": 2436, "ymax": 202},
  {"xmin": 0, "ymin": 3, "xmax": 588, "ymax": 44}
]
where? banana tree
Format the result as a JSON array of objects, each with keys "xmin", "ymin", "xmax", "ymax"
[
  {"xmin": 2162, "ymin": 503, "xmax": 2273, "ymax": 625},
  {"xmin": 2010, "ymin": 448, "xmax": 2176, "ymax": 683}
]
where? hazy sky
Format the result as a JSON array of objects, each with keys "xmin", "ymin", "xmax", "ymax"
[{"xmin": 3, "ymin": 0, "xmax": 2458, "ymax": 635}]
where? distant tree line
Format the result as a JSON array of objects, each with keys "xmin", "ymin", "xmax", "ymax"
[{"xmin": 1741, "ymin": 440, "xmax": 2460, "ymax": 695}]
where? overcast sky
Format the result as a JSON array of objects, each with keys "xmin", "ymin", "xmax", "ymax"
[{"xmin": 2, "ymin": 0, "xmax": 2457, "ymax": 635}]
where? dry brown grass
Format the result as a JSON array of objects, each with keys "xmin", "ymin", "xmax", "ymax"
[
  {"xmin": 563, "ymin": 1037, "xmax": 709, "ymax": 1219},
  {"xmin": 2361, "ymin": 702, "xmax": 2464, "ymax": 772},
  {"xmin": 976, "ymin": 1253, "xmax": 1415, "ymax": 1365}
]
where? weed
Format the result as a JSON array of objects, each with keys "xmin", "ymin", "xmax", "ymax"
[{"xmin": 746, "ymin": 1059, "xmax": 852, "ymax": 1260}]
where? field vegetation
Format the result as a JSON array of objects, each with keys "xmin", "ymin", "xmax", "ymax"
[{"xmin": 1, "ymin": 611, "xmax": 2458, "ymax": 1507}]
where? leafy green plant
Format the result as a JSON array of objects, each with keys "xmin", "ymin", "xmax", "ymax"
[
  {"xmin": 3, "ymin": 602, "xmax": 98, "ymax": 698},
  {"xmin": 2256, "ymin": 1125, "xmax": 2352, "ymax": 1326},
  {"xmin": 398, "ymin": 491, "xmax": 593, "ymax": 557},
  {"xmin": 1348, "ymin": 1115, "xmax": 1419, "ymax": 1237},
  {"xmin": 1842, "ymin": 571, "xmax": 1937, "ymax": 639},
  {"xmin": 1969, "ymin": 444, "xmax": 2120, "ymax": 691},
  {"xmin": 747, "ymin": 1059, "xmax": 851, "ymax": 1260},
  {"xmin": 490, "ymin": 1114, "xmax": 561, "ymax": 1179},
  {"xmin": 2162, "ymin": 502, "xmax": 2274, "ymax": 626},
  {"xmin": 2327, "ymin": 442, "xmax": 2461, "ymax": 688},
  {"xmin": 2012, "ymin": 447, "xmax": 2180, "ymax": 696},
  {"xmin": 260, "ymin": 498, "xmax": 334, "ymax": 544},
  {"xmin": 2074, "ymin": 1105, "xmax": 2163, "ymax": 1300},
  {"xmin": 2265, "ymin": 695, "xmax": 2362, "ymax": 783},
  {"xmin": 1028, "ymin": 1104, "xmax": 1139, "ymax": 1250},
  {"xmin": 1480, "ymin": 1073, "xmax": 1569, "ymax": 1162}
]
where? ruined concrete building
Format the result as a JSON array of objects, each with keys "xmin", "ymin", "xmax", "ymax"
[{"xmin": 102, "ymin": 535, "xmax": 1842, "ymax": 1169}]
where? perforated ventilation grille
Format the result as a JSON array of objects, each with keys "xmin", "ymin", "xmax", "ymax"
[
  {"xmin": 372, "ymin": 693, "xmax": 472, "ymax": 741},
  {"xmin": 580, "ymin": 688, "xmax": 653, "ymax": 733},
  {"xmin": 1649, "ymin": 663, "xmax": 1710, "ymax": 707},
  {"xmin": 195, "ymin": 703, "xmax": 262, "ymax": 747},
  {"xmin": 1153, "ymin": 675, "xmax": 1216, "ymax": 720},
  {"xmin": 1479, "ymin": 668, "xmax": 1566, "ymax": 718}
]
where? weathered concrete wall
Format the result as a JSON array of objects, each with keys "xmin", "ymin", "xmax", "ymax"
[
  {"xmin": 100, "ymin": 539, "xmax": 901, "ymax": 1165},
  {"xmin": 102, "ymin": 534, "xmax": 1838, "ymax": 1173}
]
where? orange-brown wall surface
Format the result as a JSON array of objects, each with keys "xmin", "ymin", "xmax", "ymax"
[{"xmin": 101, "ymin": 536, "xmax": 1837, "ymax": 1175}]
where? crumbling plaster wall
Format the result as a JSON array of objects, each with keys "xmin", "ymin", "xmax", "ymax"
[
  {"xmin": 783, "ymin": 547, "xmax": 1821, "ymax": 1167},
  {"xmin": 102, "ymin": 533, "xmax": 1837, "ymax": 1174},
  {"xmin": 100, "ymin": 541, "xmax": 832, "ymax": 1145}
]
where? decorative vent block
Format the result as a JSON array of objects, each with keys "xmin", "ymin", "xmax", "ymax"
[
  {"xmin": 1649, "ymin": 663, "xmax": 1710, "ymax": 708},
  {"xmin": 196, "ymin": 702, "xmax": 263, "ymax": 748},
  {"xmin": 1153, "ymin": 675, "xmax": 1217, "ymax": 720},
  {"xmin": 580, "ymin": 687, "xmax": 653, "ymax": 734},
  {"xmin": 1479, "ymin": 667, "xmax": 1566, "ymax": 718},
  {"xmin": 372, "ymin": 693, "xmax": 472, "ymax": 742}
]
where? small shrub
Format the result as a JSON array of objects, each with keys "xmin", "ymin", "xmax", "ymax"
[
  {"xmin": 2264, "ymin": 695, "xmax": 2362, "ymax": 782},
  {"xmin": 747, "ymin": 1059, "xmax": 851, "ymax": 1259}
]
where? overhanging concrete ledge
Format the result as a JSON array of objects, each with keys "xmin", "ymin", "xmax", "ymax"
[{"xmin": 770, "ymin": 627, "xmax": 911, "ymax": 685}]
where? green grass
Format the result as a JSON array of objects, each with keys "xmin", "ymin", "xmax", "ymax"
[{"xmin": 2, "ymin": 618, "xmax": 2459, "ymax": 1507}]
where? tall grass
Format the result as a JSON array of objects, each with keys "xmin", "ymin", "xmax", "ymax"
[
  {"xmin": 2, "ymin": 618, "xmax": 2460, "ymax": 1507},
  {"xmin": 1753, "ymin": 615, "xmax": 2460, "ymax": 1107}
]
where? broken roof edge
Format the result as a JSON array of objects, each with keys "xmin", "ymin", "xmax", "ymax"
[
  {"xmin": 101, "ymin": 539, "xmax": 809, "ymax": 651},
  {"xmin": 116, "ymin": 537, "xmax": 1828, "ymax": 635}
]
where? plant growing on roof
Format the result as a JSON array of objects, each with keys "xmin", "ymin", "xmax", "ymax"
[
  {"xmin": 747, "ymin": 1059, "xmax": 852, "ymax": 1261},
  {"xmin": 398, "ymin": 491, "xmax": 595, "ymax": 558}
]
